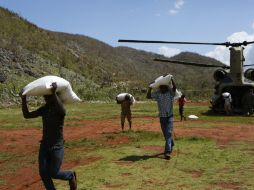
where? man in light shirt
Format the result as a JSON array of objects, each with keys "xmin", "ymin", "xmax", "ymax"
[{"xmin": 147, "ymin": 77, "xmax": 177, "ymax": 160}]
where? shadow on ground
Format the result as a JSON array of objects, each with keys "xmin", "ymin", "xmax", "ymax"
[{"xmin": 118, "ymin": 153, "xmax": 164, "ymax": 162}]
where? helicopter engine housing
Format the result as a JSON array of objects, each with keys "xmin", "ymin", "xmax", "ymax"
[
  {"xmin": 244, "ymin": 68, "xmax": 254, "ymax": 81},
  {"xmin": 213, "ymin": 69, "xmax": 227, "ymax": 81}
]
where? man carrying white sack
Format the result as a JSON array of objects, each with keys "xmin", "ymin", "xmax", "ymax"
[
  {"xmin": 147, "ymin": 75, "xmax": 177, "ymax": 160},
  {"xmin": 222, "ymin": 92, "xmax": 232, "ymax": 115},
  {"xmin": 20, "ymin": 82, "xmax": 77, "ymax": 190},
  {"xmin": 117, "ymin": 94, "xmax": 133, "ymax": 131}
]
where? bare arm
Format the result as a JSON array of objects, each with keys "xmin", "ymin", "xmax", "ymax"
[
  {"xmin": 116, "ymin": 97, "xmax": 121, "ymax": 104},
  {"xmin": 184, "ymin": 97, "xmax": 190, "ymax": 103},
  {"xmin": 146, "ymin": 87, "xmax": 152, "ymax": 99},
  {"xmin": 20, "ymin": 94, "xmax": 41, "ymax": 119},
  {"xmin": 171, "ymin": 78, "xmax": 177, "ymax": 92},
  {"xmin": 50, "ymin": 83, "xmax": 66, "ymax": 116}
]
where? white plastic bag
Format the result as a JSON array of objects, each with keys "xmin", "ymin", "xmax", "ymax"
[
  {"xmin": 22, "ymin": 76, "xmax": 81, "ymax": 104},
  {"xmin": 174, "ymin": 89, "xmax": 182, "ymax": 100},
  {"xmin": 116, "ymin": 93, "xmax": 136, "ymax": 104},
  {"xmin": 188, "ymin": 115, "xmax": 199, "ymax": 120}
]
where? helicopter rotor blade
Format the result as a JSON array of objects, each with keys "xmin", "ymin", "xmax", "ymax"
[
  {"xmin": 243, "ymin": 64, "xmax": 254, "ymax": 67},
  {"xmin": 118, "ymin": 39, "xmax": 224, "ymax": 46},
  {"xmin": 118, "ymin": 39, "xmax": 254, "ymax": 47},
  {"xmin": 154, "ymin": 58, "xmax": 230, "ymax": 69},
  {"xmin": 243, "ymin": 41, "xmax": 254, "ymax": 46}
]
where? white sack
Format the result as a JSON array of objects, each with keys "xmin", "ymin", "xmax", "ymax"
[
  {"xmin": 174, "ymin": 89, "xmax": 182, "ymax": 100},
  {"xmin": 116, "ymin": 93, "xmax": 136, "ymax": 104},
  {"xmin": 149, "ymin": 74, "xmax": 173, "ymax": 88},
  {"xmin": 22, "ymin": 76, "xmax": 81, "ymax": 104},
  {"xmin": 188, "ymin": 115, "xmax": 199, "ymax": 119},
  {"xmin": 150, "ymin": 74, "xmax": 181, "ymax": 100},
  {"xmin": 222, "ymin": 92, "xmax": 230, "ymax": 98}
]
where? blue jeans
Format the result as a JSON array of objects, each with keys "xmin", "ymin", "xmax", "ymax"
[
  {"xmin": 39, "ymin": 143, "xmax": 73, "ymax": 190},
  {"xmin": 159, "ymin": 117, "xmax": 174, "ymax": 154}
]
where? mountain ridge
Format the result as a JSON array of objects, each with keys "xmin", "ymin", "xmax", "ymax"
[{"xmin": 0, "ymin": 7, "xmax": 225, "ymax": 103}]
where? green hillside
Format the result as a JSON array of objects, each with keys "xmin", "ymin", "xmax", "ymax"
[{"xmin": 0, "ymin": 7, "xmax": 225, "ymax": 104}]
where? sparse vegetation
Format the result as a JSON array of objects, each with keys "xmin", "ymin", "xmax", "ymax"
[
  {"xmin": 0, "ymin": 7, "xmax": 225, "ymax": 104},
  {"xmin": 0, "ymin": 6, "xmax": 254, "ymax": 190}
]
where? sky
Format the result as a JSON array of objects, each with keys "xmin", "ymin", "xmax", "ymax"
[{"xmin": 1, "ymin": 0, "xmax": 254, "ymax": 65}]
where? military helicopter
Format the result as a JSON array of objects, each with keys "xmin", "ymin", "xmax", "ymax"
[{"xmin": 118, "ymin": 39, "xmax": 254, "ymax": 114}]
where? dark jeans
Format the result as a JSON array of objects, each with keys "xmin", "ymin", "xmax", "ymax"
[
  {"xmin": 179, "ymin": 106, "xmax": 185, "ymax": 120},
  {"xmin": 179, "ymin": 106, "xmax": 184, "ymax": 116},
  {"xmin": 39, "ymin": 143, "xmax": 73, "ymax": 190},
  {"xmin": 159, "ymin": 116, "xmax": 174, "ymax": 154}
]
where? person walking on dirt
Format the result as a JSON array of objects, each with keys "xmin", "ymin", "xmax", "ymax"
[
  {"xmin": 178, "ymin": 94, "xmax": 187, "ymax": 121},
  {"xmin": 147, "ymin": 77, "xmax": 177, "ymax": 160},
  {"xmin": 20, "ymin": 82, "xmax": 77, "ymax": 190},
  {"xmin": 117, "ymin": 94, "xmax": 132, "ymax": 131}
]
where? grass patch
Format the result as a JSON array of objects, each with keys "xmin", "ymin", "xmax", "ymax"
[
  {"xmin": 0, "ymin": 152, "xmax": 12, "ymax": 162},
  {"xmin": 54, "ymin": 131, "xmax": 254, "ymax": 190},
  {"xmin": 1, "ymin": 102, "xmax": 254, "ymax": 189},
  {"xmin": 65, "ymin": 138, "xmax": 96, "ymax": 148},
  {"xmin": 0, "ymin": 150, "xmax": 37, "ymax": 183},
  {"xmin": 1, "ymin": 102, "xmax": 253, "ymax": 129},
  {"xmin": 175, "ymin": 121, "xmax": 245, "ymax": 128},
  {"xmin": 0, "ymin": 106, "xmax": 42, "ymax": 129},
  {"xmin": 65, "ymin": 102, "xmax": 120, "ymax": 121}
]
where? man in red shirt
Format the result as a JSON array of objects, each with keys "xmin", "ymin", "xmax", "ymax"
[{"xmin": 178, "ymin": 94, "xmax": 187, "ymax": 121}]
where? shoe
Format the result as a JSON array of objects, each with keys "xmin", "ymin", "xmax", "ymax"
[
  {"xmin": 69, "ymin": 171, "xmax": 77, "ymax": 190},
  {"xmin": 164, "ymin": 153, "xmax": 171, "ymax": 160},
  {"xmin": 171, "ymin": 139, "xmax": 174, "ymax": 147}
]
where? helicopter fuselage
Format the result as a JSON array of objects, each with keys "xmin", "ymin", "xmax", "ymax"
[{"xmin": 211, "ymin": 47, "xmax": 254, "ymax": 114}]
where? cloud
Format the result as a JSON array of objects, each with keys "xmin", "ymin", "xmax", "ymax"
[
  {"xmin": 169, "ymin": 0, "xmax": 185, "ymax": 15},
  {"xmin": 205, "ymin": 31, "xmax": 254, "ymax": 65},
  {"xmin": 169, "ymin": 9, "xmax": 178, "ymax": 15},
  {"xmin": 175, "ymin": 0, "xmax": 185, "ymax": 9},
  {"xmin": 158, "ymin": 46, "xmax": 181, "ymax": 57},
  {"xmin": 206, "ymin": 46, "xmax": 229, "ymax": 64},
  {"xmin": 227, "ymin": 31, "xmax": 254, "ymax": 42}
]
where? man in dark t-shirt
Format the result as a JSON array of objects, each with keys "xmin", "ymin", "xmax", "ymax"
[{"xmin": 20, "ymin": 82, "xmax": 77, "ymax": 190}]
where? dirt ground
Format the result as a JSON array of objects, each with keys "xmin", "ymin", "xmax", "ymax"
[{"xmin": 0, "ymin": 117, "xmax": 254, "ymax": 190}]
